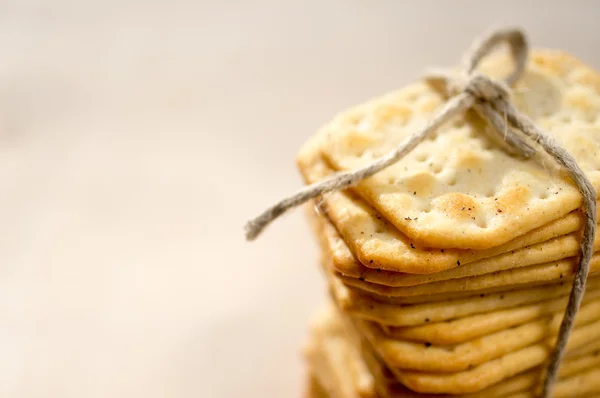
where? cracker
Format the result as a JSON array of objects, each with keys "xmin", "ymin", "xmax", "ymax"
[
  {"xmin": 307, "ymin": 305, "xmax": 379, "ymax": 398},
  {"xmin": 318, "ymin": 50, "xmax": 600, "ymax": 249},
  {"xmin": 306, "ymin": 305, "xmax": 600, "ymax": 397},
  {"xmin": 368, "ymin": 319, "xmax": 551, "ymax": 373},
  {"xmin": 340, "ymin": 255, "xmax": 600, "ymax": 298},
  {"xmin": 394, "ymin": 346, "xmax": 546, "ymax": 394},
  {"xmin": 311, "ymin": 204, "xmax": 599, "ymax": 286},
  {"xmin": 558, "ymin": 353, "xmax": 600, "ymax": 379},
  {"xmin": 305, "ymin": 324, "xmax": 361, "ymax": 397},
  {"xmin": 299, "ymin": 146, "xmax": 588, "ymax": 274},
  {"xmin": 331, "ymin": 274, "xmax": 600, "ymax": 326},
  {"xmin": 550, "ymin": 367, "xmax": 600, "ymax": 397},
  {"xmin": 386, "ymin": 290, "xmax": 600, "ymax": 344},
  {"xmin": 315, "ymin": 220, "xmax": 600, "ymax": 305},
  {"xmin": 355, "ymin": 299, "xmax": 600, "ymax": 373},
  {"xmin": 349, "ymin": 279, "xmax": 560, "ymax": 305},
  {"xmin": 394, "ymin": 318, "xmax": 600, "ymax": 393}
]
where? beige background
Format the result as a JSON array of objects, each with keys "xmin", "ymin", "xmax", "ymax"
[{"xmin": 0, "ymin": 1, "xmax": 599, "ymax": 397}]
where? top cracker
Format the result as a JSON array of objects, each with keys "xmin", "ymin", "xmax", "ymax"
[{"xmin": 317, "ymin": 50, "xmax": 600, "ymax": 249}]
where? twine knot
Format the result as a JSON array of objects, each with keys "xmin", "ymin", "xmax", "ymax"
[
  {"xmin": 460, "ymin": 72, "xmax": 510, "ymax": 102},
  {"xmin": 244, "ymin": 28, "xmax": 597, "ymax": 398}
]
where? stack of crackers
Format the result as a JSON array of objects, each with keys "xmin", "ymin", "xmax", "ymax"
[{"xmin": 299, "ymin": 49, "xmax": 600, "ymax": 397}]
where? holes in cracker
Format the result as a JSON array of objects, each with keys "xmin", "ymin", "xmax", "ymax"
[
  {"xmin": 406, "ymin": 91, "xmax": 424, "ymax": 102},
  {"xmin": 475, "ymin": 216, "xmax": 488, "ymax": 229},
  {"xmin": 354, "ymin": 148, "xmax": 372, "ymax": 160},
  {"xmin": 540, "ymin": 190, "xmax": 550, "ymax": 200},
  {"xmin": 447, "ymin": 176, "xmax": 458, "ymax": 186},
  {"xmin": 431, "ymin": 164, "xmax": 443, "ymax": 174},
  {"xmin": 344, "ymin": 112, "xmax": 364, "ymax": 128},
  {"xmin": 415, "ymin": 152, "xmax": 429, "ymax": 162}
]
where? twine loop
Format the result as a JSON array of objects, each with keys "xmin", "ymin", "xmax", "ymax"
[{"xmin": 244, "ymin": 28, "xmax": 597, "ymax": 398}]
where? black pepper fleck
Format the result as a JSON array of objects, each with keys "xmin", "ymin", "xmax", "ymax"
[
  {"xmin": 410, "ymin": 243, "xmax": 415, "ymax": 249},
  {"xmin": 457, "ymin": 260, "xmax": 461, "ymax": 266},
  {"xmin": 425, "ymin": 342, "xmax": 432, "ymax": 347}
]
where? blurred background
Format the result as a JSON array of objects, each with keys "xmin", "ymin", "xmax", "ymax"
[{"xmin": 0, "ymin": 1, "xmax": 599, "ymax": 397}]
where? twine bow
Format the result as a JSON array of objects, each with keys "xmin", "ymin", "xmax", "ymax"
[{"xmin": 244, "ymin": 28, "xmax": 597, "ymax": 398}]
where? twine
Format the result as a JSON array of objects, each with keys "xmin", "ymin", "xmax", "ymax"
[{"xmin": 244, "ymin": 28, "xmax": 597, "ymax": 398}]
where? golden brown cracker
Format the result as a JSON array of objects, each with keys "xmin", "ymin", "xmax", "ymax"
[
  {"xmin": 332, "ymin": 274, "xmax": 600, "ymax": 326},
  {"xmin": 386, "ymin": 290, "xmax": 600, "ymax": 344},
  {"xmin": 319, "ymin": 50, "xmax": 600, "ymax": 249}
]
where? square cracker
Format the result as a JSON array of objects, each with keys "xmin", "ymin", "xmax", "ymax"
[
  {"xmin": 339, "ymin": 254, "xmax": 600, "ymax": 298},
  {"xmin": 299, "ymin": 136, "xmax": 591, "ymax": 274},
  {"xmin": 355, "ymin": 299, "xmax": 600, "ymax": 373},
  {"xmin": 330, "ymin": 275, "xmax": 600, "ymax": 327},
  {"xmin": 393, "ymin": 318, "xmax": 600, "ymax": 394},
  {"xmin": 345, "ymin": 311, "xmax": 600, "ymax": 394},
  {"xmin": 307, "ymin": 201, "xmax": 597, "ymax": 286},
  {"xmin": 386, "ymin": 290, "xmax": 600, "ymax": 344},
  {"xmin": 306, "ymin": 304, "xmax": 600, "ymax": 397},
  {"xmin": 317, "ymin": 50, "xmax": 600, "ymax": 249}
]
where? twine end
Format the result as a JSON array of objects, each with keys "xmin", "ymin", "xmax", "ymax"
[
  {"xmin": 244, "ymin": 220, "xmax": 261, "ymax": 241},
  {"xmin": 244, "ymin": 221, "xmax": 257, "ymax": 242}
]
